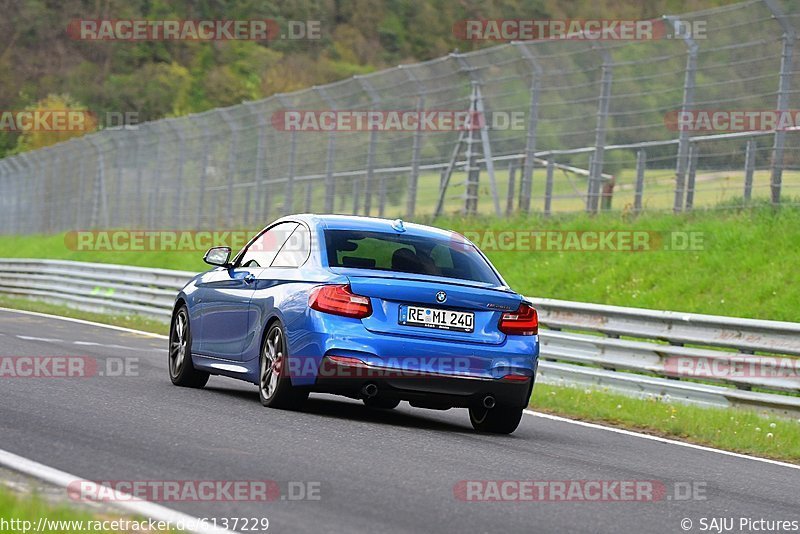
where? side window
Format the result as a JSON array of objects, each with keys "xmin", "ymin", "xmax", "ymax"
[
  {"xmin": 271, "ymin": 225, "xmax": 310, "ymax": 268},
  {"xmin": 239, "ymin": 223, "xmax": 298, "ymax": 268}
]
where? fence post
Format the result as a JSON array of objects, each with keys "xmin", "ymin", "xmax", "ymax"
[
  {"xmin": 454, "ymin": 54, "xmax": 501, "ymax": 216},
  {"xmin": 588, "ymin": 44, "xmax": 612, "ymax": 214},
  {"xmin": 196, "ymin": 123, "xmax": 211, "ymax": 228},
  {"xmin": 464, "ymin": 83, "xmax": 481, "ymax": 216},
  {"xmin": 744, "ymin": 138, "xmax": 756, "ymax": 203},
  {"xmin": 219, "ymin": 109, "xmax": 239, "ymax": 227},
  {"xmin": 165, "ymin": 119, "xmax": 184, "ymax": 229},
  {"xmin": 506, "ymin": 161, "xmax": 516, "ymax": 216},
  {"xmin": 514, "ymin": 42, "xmax": 543, "ymax": 214},
  {"xmin": 544, "ymin": 155, "xmax": 555, "ymax": 217},
  {"xmin": 7, "ymin": 159, "xmax": 19, "ymax": 234},
  {"xmin": 314, "ymin": 87, "xmax": 338, "ymax": 213},
  {"xmin": 402, "ymin": 66, "xmax": 426, "ymax": 220},
  {"xmin": 0, "ymin": 161, "xmax": 7, "ymax": 234},
  {"xmin": 356, "ymin": 75, "xmax": 380, "ymax": 216},
  {"xmin": 762, "ymin": 0, "xmax": 795, "ymax": 206},
  {"xmin": 670, "ymin": 16, "xmax": 698, "ymax": 213},
  {"xmin": 244, "ymin": 102, "xmax": 268, "ymax": 224},
  {"xmin": 108, "ymin": 135, "xmax": 122, "ymax": 229},
  {"xmin": 634, "ymin": 149, "xmax": 646, "ymax": 215},
  {"xmin": 86, "ymin": 137, "xmax": 109, "ymax": 229},
  {"xmin": 685, "ymin": 142, "xmax": 699, "ymax": 211}
]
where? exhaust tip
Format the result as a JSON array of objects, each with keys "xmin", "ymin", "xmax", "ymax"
[
  {"xmin": 482, "ymin": 395, "xmax": 496, "ymax": 409},
  {"xmin": 362, "ymin": 383, "xmax": 378, "ymax": 398}
]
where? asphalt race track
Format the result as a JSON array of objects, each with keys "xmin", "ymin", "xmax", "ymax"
[{"xmin": 0, "ymin": 308, "xmax": 797, "ymax": 534}]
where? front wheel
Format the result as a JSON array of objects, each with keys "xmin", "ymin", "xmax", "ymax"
[
  {"xmin": 469, "ymin": 405, "xmax": 523, "ymax": 434},
  {"xmin": 259, "ymin": 323, "xmax": 308, "ymax": 409},
  {"xmin": 168, "ymin": 306, "xmax": 209, "ymax": 388}
]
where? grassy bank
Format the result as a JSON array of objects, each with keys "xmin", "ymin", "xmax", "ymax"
[
  {"xmin": 0, "ymin": 485, "xmax": 170, "ymax": 533},
  {"xmin": 1, "ymin": 203, "xmax": 798, "ymax": 321},
  {"xmin": 531, "ymin": 384, "xmax": 800, "ymax": 463}
]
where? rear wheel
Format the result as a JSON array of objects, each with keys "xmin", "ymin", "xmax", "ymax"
[
  {"xmin": 168, "ymin": 306, "xmax": 209, "ymax": 388},
  {"xmin": 363, "ymin": 397, "xmax": 401, "ymax": 410},
  {"xmin": 469, "ymin": 405, "xmax": 523, "ymax": 434},
  {"xmin": 259, "ymin": 322, "xmax": 308, "ymax": 409}
]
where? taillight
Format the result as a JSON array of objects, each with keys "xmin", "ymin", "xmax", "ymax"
[
  {"xmin": 498, "ymin": 303, "xmax": 538, "ymax": 335},
  {"xmin": 309, "ymin": 284, "xmax": 372, "ymax": 319},
  {"xmin": 501, "ymin": 373, "xmax": 531, "ymax": 382}
]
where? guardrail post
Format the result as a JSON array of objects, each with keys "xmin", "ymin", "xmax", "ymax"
[
  {"xmin": 544, "ymin": 156, "xmax": 555, "ymax": 217},
  {"xmin": 634, "ymin": 149, "xmax": 646, "ymax": 215},
  {"xmin": 315, "ymin": 87, "xmax": 337, "ymax": 213},
  {"xmin": 356, "ymin": 76, "xmax": 381, "ymax": 216},
  {"xmin": 588, "ymin": 44, "xmax": 612, "ymax": 214},
  {"xmin": 763, "ymin": 0, "xmax": 795, "ymax": 206},
  {"xmin": 744, "ymin": 138, "xmax": 756, "ymax": 203},
  {"xmin": 402, "ymin": 66, "xmax": 426, "ymax": 220},
  {"xmin": 670, "ymin": 15, "xmax": 698, "ymax": 213},
  {"xmin": 514, "ymin": 42, "xmax": 543, "ymax": 214},
  {"xmin": 685, "ymin": 142, "xmax": 699, "ymax": 211}
]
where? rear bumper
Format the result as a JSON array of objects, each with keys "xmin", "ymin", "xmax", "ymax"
[{"xmin": 312, "ymin": 356, "xmax": 535, "ymax": 409}]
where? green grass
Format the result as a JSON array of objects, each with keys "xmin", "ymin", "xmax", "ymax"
[
  {"xmin": 531, "ymin": 383, "xmax": 800, "ymax": 463},
  {"xmin": 1, "ymin": 203, "xmax": 798, "ymax": 321},
  {"xmin": 436, "ymin": 202, "xmax": 800, "ymax": 322},
  {"xmin": 0, "ymin": 485, "xmax": 169, "ymax": 533}
]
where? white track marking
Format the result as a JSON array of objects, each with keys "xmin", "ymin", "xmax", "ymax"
[
  {"xmin": 0, "ymin": 307, "xmax": 167, "ymax": 339},
  {"xmin": 3, "ymin": 307, "xmax": 798, "ymax": 470},
  {"xmin": 524, "ymin": 410, "xmax": 800, "ymax": 470},
  {"xmin": 0, "ymin": 448, "xmax": 238, "ymax": 534}
]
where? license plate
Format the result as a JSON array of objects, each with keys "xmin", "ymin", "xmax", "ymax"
[{"xmin": 399, "ymin": 305, "xmax": 474, "ymax": 333}]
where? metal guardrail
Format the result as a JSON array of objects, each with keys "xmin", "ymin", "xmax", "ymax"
[{"xmin": 1, "ymin": 259, "xmax": 798, "ymax": 417}]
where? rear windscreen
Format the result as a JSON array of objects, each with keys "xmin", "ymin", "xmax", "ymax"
[{"xmin": 324, "ymin": 229, "xmax": 501, "ymax": 285}]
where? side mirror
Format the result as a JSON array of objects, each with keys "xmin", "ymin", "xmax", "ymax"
[{"xmin": 203, "ymin": 246, "xmax": 231, "ymax": 267}]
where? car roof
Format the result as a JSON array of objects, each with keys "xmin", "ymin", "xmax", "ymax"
[{"xmin": 278, "ymin": 214, "xmax": 461, "ymax": 241}]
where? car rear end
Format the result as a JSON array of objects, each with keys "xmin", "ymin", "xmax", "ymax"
[{"xmin": 305, "ymin": 217, "xmax": 538, "ymax": 418}]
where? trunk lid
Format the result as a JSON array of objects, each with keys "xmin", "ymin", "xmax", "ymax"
[{"xmin": 343, "ymin": 270, "xmax": 522, "ymax": 345}]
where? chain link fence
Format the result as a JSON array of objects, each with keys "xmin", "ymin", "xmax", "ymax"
[{"xmin": 1, "ymin": 0, "xmax": 799, "ymax": 234}]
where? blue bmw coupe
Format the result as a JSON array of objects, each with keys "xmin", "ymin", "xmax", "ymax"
[{"xmin": 169, "ymin": 215, "xmax": 539, "ymax": 433}]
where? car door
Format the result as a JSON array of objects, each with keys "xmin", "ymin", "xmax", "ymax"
[{"xmin": 194, "ymin": 222, "xmax": 298, "ymax": 360}]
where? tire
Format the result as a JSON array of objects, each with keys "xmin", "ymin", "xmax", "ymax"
[
  {"xmin": 469, "ymin": 405, "xmax": 523, "ymax": 434},
  {"xmin": 259, "ymin": 322, "xmax": 308, "ymax": 409},
  {"xmin": 363, "ymin": 397, "xmax": 401, "ymax": 410},
  {"xmin": 168, "ymin": 306, "xmax": 210, "ymax": 388}
]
